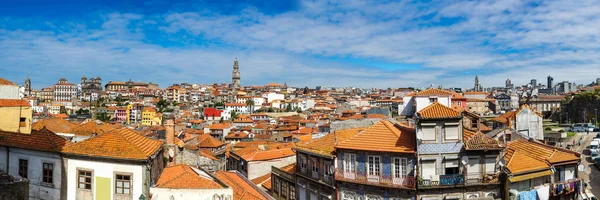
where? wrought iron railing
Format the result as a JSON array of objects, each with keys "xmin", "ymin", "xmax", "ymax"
[
  {"xmin": 419, "ymin": 174, "xmax": 464, "ymax": 187},
  {"xmin": 334, "ymin": 169, "xmax": 416, "ymax": 189}
]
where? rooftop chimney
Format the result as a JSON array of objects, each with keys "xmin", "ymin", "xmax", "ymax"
[{"xmin": 165, "ymin": 119, "xmax": 175, "ymax": 145}]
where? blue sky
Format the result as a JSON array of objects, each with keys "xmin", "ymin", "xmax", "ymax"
[{"xmin": 1, "ymin": 0, "xmax": 600, "ymax": 89}]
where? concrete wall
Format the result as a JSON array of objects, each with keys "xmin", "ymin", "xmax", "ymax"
[
  {"xmin": 0, "ymin": 85, "xmax": 20, "ymax": 99},
  {"xmin": 0, "ymin": 147, "xmax": 63, "ymax": 200},
  {"xmin": 0, "ymin": 178, "xmax": 29, "ymax": 200},
  {"xmin": 66, "ymin": 159, "xmax": 144, "ymax": 200},
  {"xmin": 415, "ymin": 96, "xmax": 451, "ymax": 113},
  {"xmin": 248, "ymin": 156, "xmax": 296, "ymax": 180},
  {"xmin": 0, "ymin": 106, "xmax": 32, "ymax": 134},
  {"xmin": 150, "ymin": 187, "xmax": 233, "ymax": 200},
  {"xmin": 515, "ymin": 108, "xmax": 543, "ymax": 140},
  {"xmin": 330, "ymin": 119, "xmax": 380, "ymax": 132}
]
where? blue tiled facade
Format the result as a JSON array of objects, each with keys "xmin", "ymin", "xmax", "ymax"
[{"xmin": 417, "ymin": 142, "xmax": 463, "ymax": 154}]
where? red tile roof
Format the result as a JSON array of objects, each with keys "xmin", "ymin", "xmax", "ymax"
[
  {"xmin": 0, "ymin": 128, "xmax": 71, "ymax": 152},
  {"xmin": 505, "ymin": 139, "xmax": 580, "ymax": 174},
  {"xmin": 417, "ymin": 102, "xmax": 462, "ymax": 119},
  {"xmin": 32, "ymin": 118, "xmax": 79, "ymax": 133},
  {"xmin": 0, "ymin": 99, "xmax": 30, "ymax": 107},
  {"xmin": 215, "ymin": 171, "xmax": 268, "ymax": 200},
  {"xmin": 233, "ymin": 143, "xmax": 296, "ymax": 161},
  {"xmin": 463, "ymin": 128, "xmax": 504, "ymax": 150},
  {"xmin": 197, "ymin": 134, "xmax": 225, "ymax": 148},
  {"xmin": 296, "ymin": 127, "xmax": 363, "ymax": 157},
  {"xmin": 336, "ymin": 120, "xmax": 416, "ymax": 153},
  {"xmin": 0, "ymin": 77, "xmax": 17, "ymax": 86},
  {"xmin": 155, "ymin": 164, "xmax": 224, "ymax": 189},
  {"xmin": 62, "ymin": 127, "xmax": 163, "ymax": 161},
  {"xmin": 410, "ymin": 88, "xmax": 452, "ymax": 96}
]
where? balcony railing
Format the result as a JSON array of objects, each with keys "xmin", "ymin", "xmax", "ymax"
[
  {"xmin": 335, "ymin": 169, "xmax": 416, "ymax": 189},
  {"xmin": 419, "ymin": 174, "xmax": 464, "ymax": 187},
  {"xmin": 465, "ymin": 173, "xmax": 500, "ymax": 185}
]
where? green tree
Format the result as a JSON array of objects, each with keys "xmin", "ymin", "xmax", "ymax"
[
  {"xmin": 285, "ymin": 104, "xmax": 292, "ymax": 112},
  {"xmin": 561, "ymin": 89, "xmax": 600, "ymax": 124},
  {"xmin": 245, "ymin": 99, "xmax": 255, "ymax": 114},
  {"xmin": 157, "ymin": 99, "xmax": 168, "ymax": 112},
  {"xmin": 60, "ymin": 107, "xmax": 67, "ymax": 114},
  {"xmin": 267, "ymin": 107, "xmax": 274, "ymax": 113},
  {"xmin": 231, "ymin": 110, "xmax": 239, "ymax": 120}
]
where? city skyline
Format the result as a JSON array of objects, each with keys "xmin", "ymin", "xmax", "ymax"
[{"xmin": 2, "ymin": 0, "xmax": 600, "ymax": 89}]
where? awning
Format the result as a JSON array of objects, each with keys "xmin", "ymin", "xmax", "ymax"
[{"xmin": 509, "ymin": 170, "xmax": 552, "ymax": 182}]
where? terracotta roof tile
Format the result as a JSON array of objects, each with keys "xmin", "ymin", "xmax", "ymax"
[
  {"xmin": 336, "ymin": 120, "xmax": 415, "ymax": 153},
  {"xmin": 463, "ymin": 128, "xmax": 504, "ymax": 150},
  {"xmin": 233, "ymin": 143, "xmax": 295, "ymax": 161},
  {"xmin": 32, "ymin": 118, "xmax": 79, "ymax": 133},
  {"xmin": 200, "ymin": 149, "xmax": 218, "ymax": 160},
  {"xmin": 411, "ymin": 88, "xmax": 453, "ymax": 96},
  {"xmin": 505, "ymin": 139, "xmax": 580, "ymax": 174},
  {"xmin": 197, "ymin": 134, "xmax": 225, "ymax": 148},
  {"xmin": 0, "ymin": 99, "xmax": 30, "ymax": 107},
  {"xmin": 0, "ymin": 77, "xmax": 17, "ymax": 86},
  {"xmin": 296, "ymin": 128, "xmax": 363, "ymax": 157},
  {"xmin": 0, "ymin": 128, "xmax": 71, "ymax": 152},
  {"xmin": 71, "ymin": 122, "xmax": 117, "ymax": 136},
  {"xmin": 215, "ymin": 171, "xmax": 268, "ymax": 200},
  {"xmin": 251, "ymin": 173, "xmax": 271, "ymax": 185},
  {"xmin": 417, "ymin": 102, "xmax": 462, "ymax": 119},
  {"xmin": 155, "ymin": 164, "xmax": 224, "ymax": 189},
  {"xmin": 62, "ymin": 127, "xmax": 163, "ymax": 160},
  {"xmin": 209, "ymin": 123, "xmax": 231, "ymax": 130}
]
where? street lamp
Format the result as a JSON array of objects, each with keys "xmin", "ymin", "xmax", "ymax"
[{"xmin": 595, "ymin": 108, "xmax": 598, "ymax": 128}]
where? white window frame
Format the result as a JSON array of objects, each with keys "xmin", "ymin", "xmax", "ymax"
[
  {"xmin": 344, "ymin": 153, "xmax": 356, "ymax": 173},
  {"xmin": 367, "ymin": 155, "xmax": 381, "ymax": 176},
  {"xmin": 392, "ymin": 157, "xmax": 408, "ymax": 178}
]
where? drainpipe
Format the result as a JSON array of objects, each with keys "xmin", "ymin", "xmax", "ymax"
[{"xmin": 5, "ymin": 147, "xmax": 9, "ymax": 173}]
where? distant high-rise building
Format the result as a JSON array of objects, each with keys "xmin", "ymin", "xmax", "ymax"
[
  {"xmin": 505, "ymin": 79, "xmax": 513, "ymax": 89},
  {"xmin": 547, "ymin": 75, "xmax": 554, "ymax": 92},
  {"xmin": 474, "ymin": 75, "xmax": 481, "ymax": 91},
  {"xmin": 596, "ymin": 78, "xmax": 600, "ymax": 86},
  {"xmin": 231, "ymin": 58, "xmax": 240, "ymax": 90},
  {"xmin": 530, "ymin": 79, "xmax": 537, "ymax": 87}
]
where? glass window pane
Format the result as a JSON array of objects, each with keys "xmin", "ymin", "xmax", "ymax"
[
  {"xmin": 124, "ymin": 188, "xmax": 130, "ymax": 194},
  {"xmin": 117, "ymin": 181, "xmax": 123, "ymax": 187}
]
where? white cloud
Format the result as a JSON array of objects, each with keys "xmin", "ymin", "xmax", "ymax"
[{"xmin": 2, "ymin": 0, "xmax": 600, "ymax": 89}]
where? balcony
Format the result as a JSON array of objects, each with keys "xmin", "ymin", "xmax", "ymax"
[
  {"xmin": 335, "ymin": 169, "xmax": 416, "ymax": 189},
  {"xmin": 419, "ymin": 174, "xmax": 464, "ymax": 188},
  {"xmin": 465, "ymin": 173, "xmax": 500, "ymax": 185}
]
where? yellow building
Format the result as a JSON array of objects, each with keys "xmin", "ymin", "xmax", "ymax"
[
  {"xmin": 0, "ymin": 99, "xmax": 32, "ymax": 134},
  {"xmin": 142, "ymin": 107, "xmax": 162, "ymax": 126},
  {"xmin": 126, "ymin": 104, "xmax": 133, "ymax": 125}
]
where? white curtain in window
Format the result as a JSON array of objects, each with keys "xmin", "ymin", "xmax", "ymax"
[
  {"xmin": 485, "ymin": 158, "xmax": 496, "ymax": 173},
  {"xmin": 445, "ymin": 159, "xmax": 459, "ymax": 168},
  {"xmin": 421, "ymin": 126, "xmax": 436, "ymax": 141},
  {"xmin": 421, "ymin": 161, "xmax": 436, "ymax": 179},
  {"xmin": 467, "ymin": 158, "xmax": 479, "ymax": 174},
  {"xmin": 445, "ymin": 125, "xmax": 459, "ymax": 140}
]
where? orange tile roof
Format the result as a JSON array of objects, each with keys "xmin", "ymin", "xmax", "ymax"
[
  {"xmin": 417, "ymin": 102, "xmax": 462, "ymax": 119},
  {"xmin": 251, "ymin": 173, "xmax": 271, "ymax": 185},
  {"xmin": 367, "ymin": 114, "xmax": 388, "ymax": 119},
  {"xmin": 463, "ymin": 91, "xmax": 489, "ymax": 95},
  {"xmin": 197, "ymin": 134, "xmax": 225, "ymax": 148},
  {"xmin": 32, "ymin": 118, "xmax": 79, "ymax": 133},
  {"xmin": 142, "ymin": 107, "xmax": 156, "ymax": 112},
  {"xmin": 0, "ymin": 128, "xmax": 71, "ymax": 152},
  {"xmin": 53, "ymin": 113, "xmax": 69, "ymax": 119},
  {"xmin": 463, "ymin": 128, "xmax": 504, "ymax": 150},
  {"xmin": 410, "ymin": 88, "xmax": 453, "ymax": 96},
  {"xmin": 200, "ymin": 149, "xmax": 218, "ymax": 160},
  {"xmin": 233, "ymin": 143, "xmax": 296, "ymax": 161},
  {"xmin": 296, "ymin": 128, "xmax": 363, "ymax": 157},
  {"xmin": 294, "ymin": 134, "xmax": 313, "ymax": 142},
  {"xmin": 209, "ymin": 123, "xmax": 231, "ymax": 130},
  {"xmin": 491, "ymin": 110, "xmax": 516, "ymax": 124},
  {"xmin": 0, "ymin": 99, "xmax": 30, "ymax": 107},
  {"xmin": 155, "ymin": 164, "xmax": 224, "ymax": 189},
  {"xmin": 71, "ymin": 122, "xmax": 117, "ymax": 136},
  {"xmin": 505, "ymin": 139, "xmax": 580, "ymax": 174},
  {"xmin": 0, "ymin": 77, "xmax": 17, "ymax": 86},
  {"xmin": 225, "ymin": 132, "xmax": 249, "ymax": 139},
  {"xmin": 280, "ymin": 163, "xmax": 296, "ymax": 174},
  {"xmin": 62, "ymin": 127, "xmax": 163, "ymax": 161},
  {"xmin": 215, "ymin": 171, "xmax": 268, "ymax": 200},
  {"xmin": 225, "ymin": 103, "xmax": 246, "ymax": 107},
  {"xmin": 336, "ymin": 120, "xmax": 415, "ymax": 153}
]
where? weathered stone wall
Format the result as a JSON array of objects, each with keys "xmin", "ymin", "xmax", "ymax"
[{"xmin": 0, "ymin": 179, "xmax": 29, "ymax": 200}]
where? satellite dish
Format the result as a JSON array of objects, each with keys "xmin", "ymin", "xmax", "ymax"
[
  {"xmin": 498, "ymin": 158, "xmax": 506, "ymax": 167},
  {"xmin": 578, "ymin": 164, "xmax": 585, "ymax": 172},
  {"xmin": 461, "ymin": 156, "xmax": 469, "ymax": 165},
  {"xmin": 168, "ymin": 149, "xmax": 175, "ymax": 158},
  {"xmin": 329, "ymin": 166, "xmax": 335, "ymax": 174}
]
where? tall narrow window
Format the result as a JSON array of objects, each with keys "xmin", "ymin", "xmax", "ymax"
[
  {"xmin": 115, "ymin": 174, "xmax": 131, "ymax": 195},
  {"xmin": 78, "ymin": 170, "xmax": 92, "ymax": 189},
  {"xmin": 344, "ymin": 153, "xmax": 356, "ymax": 173},
  {"xmin": 368, "ymin": 156, "xmax": 381, "ymax": 176},
  {"xmin": 42, "ymin": 163, "xmax": 54, "ymax": 184},
  {"xmin": 393, "ymin": 157, "xmax": 408, "ymax": 178},
  {"xmin": 18, "ymin": 159, "xmax": 28, "ymax": 178}
]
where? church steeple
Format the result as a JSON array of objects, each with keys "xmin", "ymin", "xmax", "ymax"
[
  {"xmin": 232, "ymin": 58, "xmax": 241, "ymax": 90},
  {"xmin": 474, "ymin": 75, "xmax": 481, "ymax": 92}
]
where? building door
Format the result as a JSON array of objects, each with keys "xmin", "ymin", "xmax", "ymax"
[{"xmin": 298, "ymin": 185, "xmax": 306, "ymax": 200}]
